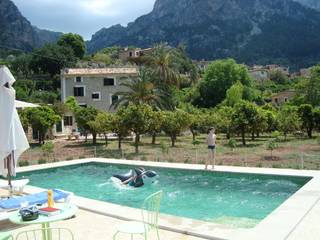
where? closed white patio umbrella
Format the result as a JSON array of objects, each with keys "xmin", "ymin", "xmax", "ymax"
[{"xmin": 0, "ymin": 65, "xmax": 29, "ymax": 189}]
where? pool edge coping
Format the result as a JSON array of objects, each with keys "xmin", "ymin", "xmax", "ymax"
[{"xmin": 8, "ymin": 158, "xmax": 320, "ymax": 240}]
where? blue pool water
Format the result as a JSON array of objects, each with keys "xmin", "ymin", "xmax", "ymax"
[{"xmin": 16, "ymin": 163, "xmax": 311, "ymax": 228}]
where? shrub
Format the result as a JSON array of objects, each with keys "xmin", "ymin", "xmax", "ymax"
[
  {"xmin": 266, "ymin": 139, "xmax": 279, "ymax": 158},
  {"xmin": 271, "ymin": 131, "xmax": 281, "ymax": 142},
  {"xmin": 38, "ymin": 159, "xmax": 47, "ymax": 164},
  {"xmin": 41, "ymin": 141, "xmax": 54, "ymax": 161},
  {"xmin": 184, "ymin": 158, "xmax": 192, "ymax": 164},
  {"xmin": 66, "ymin": 157, "xmax": 73, "ymax": 161},
  {"xmin": 256, "ymin": 163, "xmax": 263, "ymax": 168},
  {"xmin": 227, "ymin": 138, "xmax": 237, "ymax": 151},
  {"xmin": 19, "ymin": 161, "xmax": 29, "ymax": 167},
  {"xmin": 78, "ymin": 156, "xmax": 86, "ymax": 159},
  {"xmin": 160, "ymin": 141, "xmax": 169, "ymax": 155}
]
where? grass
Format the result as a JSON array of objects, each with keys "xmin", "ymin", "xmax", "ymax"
[{"xmin": 20, "ymin": 133, "xmax": 320, "ymax": 170}]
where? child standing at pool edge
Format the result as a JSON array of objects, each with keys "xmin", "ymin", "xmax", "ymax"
[{"xmin": 206, "ymin": 127, "xmax": 216, "ymax": 170}]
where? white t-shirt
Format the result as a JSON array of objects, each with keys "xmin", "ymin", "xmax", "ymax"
[{"xmin": 207, "ymin": 133, "xmax": 216, "ymax": 146}]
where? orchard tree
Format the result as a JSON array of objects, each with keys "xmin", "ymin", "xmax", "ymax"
[
  {"xmin": 298, "ymin": 104, "xmax": 315, "ymax": 138},
  {"xmin": 162, "ymin": 110, "xmax": 191, "ymax": 147},
  {"xmin": 25, "ymin": 106, "xmax": 60, "ymax": 144},
  {"xmin": 75, "ymin": 106, "xmax": 99, "ymax": 143},
  {"xmin": 148, "ymin": 111, "xmax": 165, "ymax": 145},
  {"xmin": 232, "ymin": 101, "xmax": 259, "ymax": 145},
  {"xmin": 214, "ymin": 106, "xmax": 234, "ymax": 139},
  {"xmin": 111, "ymin": 111, "xmax": 130, "ymax": 150},
  {"xmin": 276, "ymin": 106, "xmax": 300, "ymax": 140},
  {"xmin": 198, "ymin": 59, "xmax": 253, "ymax": 107},
  {"xmin": 120, "ymin": 104, "xmax": 154, "ymax": 153},
  {"xmin": 57, "ymin": 33, "xmax": 86, "ymax": 59}
]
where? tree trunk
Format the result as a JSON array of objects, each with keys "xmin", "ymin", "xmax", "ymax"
[
  {"xmin": 85, "ymin": 132, "xmax": 88, "ymax": 142},
  {"xmin": 241, "ymin": 128, "xmax": 246, "ymax": 146},
  {"xmin": 135, "ymin": 133, "xmax": 140, "ymax": 154},
  {"xmin": 92, "ymin": 133, "xmax": 97, "ymax": 145},
  {"xmin": 118, "ymin": 137, "xmax": 122, "ymax": 150},
  {"xmin": 171, "ymin": 135, "xmax": 176, "ymax": 147},
  {"xmin": 226, "ymin": 132, "xmax": 230, "ymax": 140},
  {"xmin": 152, "ymin": 133, "xmax": 156, "ymax": 145},
  {"xmin": 190, "ymin": 129, "xmax": 196, "ymax": 141},
  {"xmin": 104, "ymin": 134, "xmax": 108, "ymax": 146},
  {"xmin": 307, "ymin": 128, "xmax": 313, "ymax": 138},
  {"xmin": 251, "ymin": 132, "xmax": 255, "ymax": 141}
]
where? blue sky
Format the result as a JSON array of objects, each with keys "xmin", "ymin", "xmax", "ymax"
[{"xmin": 12, "ymin": 0, "xmax": 156, "ymax": 40}]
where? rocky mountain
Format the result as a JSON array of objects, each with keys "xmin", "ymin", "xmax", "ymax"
[
  {"xmin": 87, "ymin": 0, "xmax": 320, "ymax": 68},
  {"xmin": 293, "ymin": 0, "xmax": 320, "ymax": 11},
  {"xmin": 0, "ymin": 0, "xmax": 61, "ymax": 52}
]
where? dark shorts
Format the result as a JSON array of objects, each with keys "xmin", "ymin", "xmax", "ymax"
[{"xmin": 208, "ymin": 145, "xmax": 216, "ymax": 150}]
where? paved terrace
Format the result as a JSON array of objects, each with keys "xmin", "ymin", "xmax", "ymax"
[{"xmin": 1, "ymin": 158, "xmax": 320, "ymax": 240}]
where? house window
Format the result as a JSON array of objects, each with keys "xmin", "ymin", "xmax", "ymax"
[
  {"xmin": 92, "ymin": 92, "xmax": 101, "ymax": 101},
  {"xmin": 284, "ymin": 97, "xmax": 288, "ymax": 102},
  {"xmin": 111, "ymin": 95, "xmax": 119, "ymax": 105},
  {"xmin": 104, "ymin": 78, "xmax": 115, "ymax": 86},
  {"xmin": 64, "ymin": 116, "xmax": 73, "ymax": 126},
  {"xmin": 75, "ymin": 76, "xmax": 83, "ymax": 83},
  {"xmin": 74, "ymin": 86, "xmax": 85, "ymax": 97},
  {"xmin": 275, "ymin": 98, "xmax": 278, "ymax": 103},
  {"xmin": 129, "ymin": 52, "xmax": 133, "ymax": 57}
]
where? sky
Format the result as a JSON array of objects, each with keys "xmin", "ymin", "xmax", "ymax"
[{"xmin": 12, "ymin": 0, "xmax": 156, "ymax": 40}]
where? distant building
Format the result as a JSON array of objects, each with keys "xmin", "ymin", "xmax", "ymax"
[
  {"xmin": 271, "ymin": 90, "xmax": 296, "ymax": 106},
  {"xmin": 59, "ymin": 67, "xmax": 138, "ymax": 136},
  {"xmin": 192, "ymin": 60, "xmax": 211, "ymax": 72},
  {"xmin": 118, "ymin": 47, "xmax": 153, "ymax": 61},
  {"xmin": 248, "ymin": 64, "xmax": 290, "ymax": 84},
  {"xmin": 299, "ymin": 68, "xmax": 311, "ymax": 77}
]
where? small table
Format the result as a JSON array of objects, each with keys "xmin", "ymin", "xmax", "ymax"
[{"xmin": 9, "ymin": 204, "xmax": 78, "ymax": 240}]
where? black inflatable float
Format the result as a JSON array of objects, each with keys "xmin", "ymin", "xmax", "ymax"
[{"xmin": 113, "ymin": 167, "xmax": 157, "ymax": 188}]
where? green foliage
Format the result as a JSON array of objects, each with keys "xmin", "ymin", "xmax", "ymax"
[
  {"xmin": 214, "ymin": 106, "xmax": 234, "ymax": 139},
  {"xmin": 148, "ymin": 111, "xmax": 165, "ymax": 144},
  {"xmin": 162, "ymin": 110, "xmax": 191, "ymax": 147},
  {"xmin": 118, "ymin": 104, "xmax": 154, "ymax": 153},
  {"xmin": 92, "ymin": 53, "xmax": 111, "ymax": 65},
  {"xmin": 160, "ymin": 141, "xmax": 169, "ymax": 155},
  {"xmin": 266, "ymin": 139, "xmax": 279, "ymax": 158},
  {"xmin": 295, "ymin": 65, "xmax": 320, "ymax": 106},
  {"xmin": 41, "ymin": 141, "xmax": 54, "ymax": 161},
  {"xmin": 57, "ymin": 33, "xmax": 86, "ymax": 59},
  {"xmin": 276, "ymin": 105, "xmax": 300, "ymax": 139},
  {"xmin": 271, "ymin": 131, "xmax": 281, "ymax": 142},
  {"xmin": 25, "ymin": 106, "xmax": 60, "ymax": 144},
  {"xmin": 112, "ymin": 69, "xmax": 170, "ymax": 110},
  {"xmin": 232, "ymin": 101, "xmax": 259, "ymax": 145},
  {"xmin": 65, "ymin": 96, "xmax": 80, "ymax": 113},
  {"xmin": 111, "ymin": 109, "xmax": 131, "ymax": 150},
  {"xmin": 298, "ymin": 104, "xmax": 315, "ymax": 138},
  {"xmin": 30, "ymin": 43, "xmax": 76, "ymax": 77},
  {"xmin": 197, "ymin": 59, "xmax": 253, "ymax": 107},
  {"xmin": 38, "ymin": 159, "xmax": 47, "ymax": 165},
  {"xmin": 75, "ymin": 106, "xmax": 99, "ymax": 143},
  {"xmin": 227, "ymin": 138, "xmax": 237, "ymax": 151},
  {"xmin": 18, "ymin": 161, "xmax": 29, "ymax": 167},
  {"xmin": 269, "ymin": 70, "xmax": 289, "ymax": 85},
  {"xmin": 225, "ymin": 81, "xmax": 244, "ymax": 106}
]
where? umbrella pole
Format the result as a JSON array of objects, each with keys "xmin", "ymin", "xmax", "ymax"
[{"xmin": 7, "ymin": 155, "xmax": 13, "ymax": 195}]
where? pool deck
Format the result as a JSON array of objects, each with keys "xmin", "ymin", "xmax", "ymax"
[{"xmin": 1, "ymin": 158, "xmax": 320, "ymax": 240}]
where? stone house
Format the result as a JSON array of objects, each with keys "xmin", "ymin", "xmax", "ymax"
[
  {"xmin": 271, "ymin": 90, "xmax": 296, "ymax": 106},
  {"xmin": 58, "ymin": 67, "xmax": 138, "ymax": 136},
  {"xmin": 118, "ymin": 47, "xmax": 153, "ymax": 62}
]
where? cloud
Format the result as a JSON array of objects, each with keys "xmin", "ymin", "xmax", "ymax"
[{"xmin": 12, "ymin": 0, "xmax": 156, "ymax": 39}]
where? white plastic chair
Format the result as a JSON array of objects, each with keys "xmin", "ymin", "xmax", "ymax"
[
  {"xmin": 113, "ymin": 191, "xmax": 163, "ymax": 240},
  {"xmin": 15, "ymin": 227, "xmax": 74, "ymax": 240}
]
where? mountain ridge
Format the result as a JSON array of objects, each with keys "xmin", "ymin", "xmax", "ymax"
[
  {"xmin": 87, "ymin": 0, "xmax": 320, "ymax": 68},
  {"xmin": 0, "ymin": 0, "xmax": 62, "ymax": 52}
]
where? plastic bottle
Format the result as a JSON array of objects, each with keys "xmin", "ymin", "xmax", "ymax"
[{"xmin": 47, "ymin": 189, "xmax": 54, "ymax": 207}]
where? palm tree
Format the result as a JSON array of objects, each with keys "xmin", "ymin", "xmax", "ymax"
[
  {"xmin": 144, "ymin": 44, "xmax": 180, "ymax": 87},
  {"xmin": 111, "ymin": 69, "xmax": 170, "ymax": 110}
]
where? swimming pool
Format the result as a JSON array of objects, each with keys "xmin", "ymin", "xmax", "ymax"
[{"xmin": 16, "ymin": 162, "xmax": 311, "ymax": 228}]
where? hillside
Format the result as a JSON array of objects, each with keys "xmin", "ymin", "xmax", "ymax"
[
  {"xmin": 0, "ymin": 0, "xmax": 61, "ymax": 52},
  {"xmin": 87, "ymin": 0, "xmax": 320, "ymax": 68}
]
